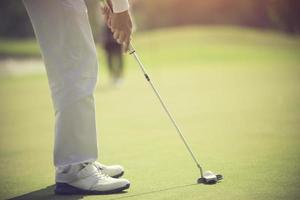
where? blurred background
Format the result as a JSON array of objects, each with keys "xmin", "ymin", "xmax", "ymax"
[
  {"xmin": 0, "ymin": 0, "xmax": 299, "ymax": 73},
  {"xmin": 0, "ymin": 0, "xmax": 299, "ymax": 76},
  {"xmin": 1, "ymin": 0, "xmax": 300, "ymax": 38},
  {"xmin": 0, "ymin": 0, "xmax": 300, "ymax": 200}
]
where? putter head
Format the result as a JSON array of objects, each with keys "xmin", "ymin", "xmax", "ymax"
[{"xmin": 197, "ymin": 171, "xmax": 223, "ymax": 184}]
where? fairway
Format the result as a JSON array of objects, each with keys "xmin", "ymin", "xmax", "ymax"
[{"xmin": 0, "ymin": 26, "xmax": 300, "ymax": 200}]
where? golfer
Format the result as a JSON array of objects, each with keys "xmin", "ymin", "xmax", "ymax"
[{"xmin": 23, "ymin": 0, "xmax": 132, "ymax": 194}]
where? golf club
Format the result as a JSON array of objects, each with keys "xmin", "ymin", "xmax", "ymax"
[{"xmin": 128, "ymin": 43, "xmax": 223, "ymax": 184}]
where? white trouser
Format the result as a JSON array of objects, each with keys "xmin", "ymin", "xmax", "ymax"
[{"xmin": 23, "ymin": 0, "xmax": 99, "ymax": 167}]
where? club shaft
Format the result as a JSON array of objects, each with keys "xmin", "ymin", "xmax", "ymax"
[{"xmin": 129, "ymin": 44, "xmax": 204, "ymax": 178}]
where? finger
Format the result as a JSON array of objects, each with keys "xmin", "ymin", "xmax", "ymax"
[
  {"xmin": 116, "ymin": 39, "xmax": 122, "ymax": 44},
  {"xmin": 106, "ymin": 5, "xmax": 113, "ymax": 14},
  {"xmin": 102, "ymin": 5, "xmax": 109, "ymax": 14},
  {"xmin": 106, "ymin": 1, "xmax": 113, "ymax": 11},
  {"xmin": 123, "ymin": 37, "xmax": 130, "ymax": 52},
  {"xmin": 108, "ymin": 18, "xmax": 112, "ymax": 29},
  {"xmin": 102, "ymin": 6, "xmax": 112, "ymax": 26},
  {"xmin": 113, "ymin": 31, "xmax": 120, "ymax": 42},
  {"xmin": 118, "ymin": 31, "xmax": 126, "ymax": 44}
]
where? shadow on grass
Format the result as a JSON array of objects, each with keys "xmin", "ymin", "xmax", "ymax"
[
  {"xmin": 108, "ymin": 183, "xmax": 198, "ymax": 200},
  {"xmin": 7, "ymin": 183, "xmax": 197, "ymax": 200},
  {"xmin": 7, "ymin": 185, "xmax": 83, "ymax": 200}
]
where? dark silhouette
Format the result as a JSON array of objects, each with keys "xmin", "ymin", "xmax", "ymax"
[
  {"xmin": 6, "ymin": 185, "xmax": 83, "ymax": 200},
  {"xmin": 102, "ymin": 25, "xmax": 124, "ymax": 86},
  {"xmin": 6, "ymin": 183, "xmax": 197, "ymax": 200}
]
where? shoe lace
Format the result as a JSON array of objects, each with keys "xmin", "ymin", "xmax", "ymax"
[
  {"xmin": 93, "ymin": 161, "xmax": 104, "ymax": 170},
  {"xmin": 91, "ymin": 162, "xmax": 110, "ymax": 179},
  {"xmin": 95, "ymin": 170, "xmax": 110, "ymax": 180}
]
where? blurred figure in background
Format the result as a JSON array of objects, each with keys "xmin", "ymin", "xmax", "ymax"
[
  {"xmin": 99, "ymin": 8, "xmax": 136, "ymax": 87},
  {"xmin": 102, "ymin": 25, "xmax": 124, "ymax": 87},
  {"xmin": 86, "ymin": 0, "xmax": 136, "ymax": 87}
]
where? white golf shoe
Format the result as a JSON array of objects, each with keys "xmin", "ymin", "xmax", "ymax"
[
  {"xmin": 93, "ymin": 161, "xmax": 124, "ymax": 178},
  {"xmin": 55, "ymin": 163, "xmax": 130, "ymax": 195}
]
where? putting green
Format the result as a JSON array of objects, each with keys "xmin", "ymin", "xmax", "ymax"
[{"xmin": 0, "ymin": 26, "xmax": 300, "ymax": 200}]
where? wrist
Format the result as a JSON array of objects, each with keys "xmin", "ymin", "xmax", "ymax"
[
  {"xmin": 111, "ymin": 0, "xmax": 129, "ymax": 13},
  {"xmin": 114, "ymin": 10, "xmax": 129, "ymax": 16}
]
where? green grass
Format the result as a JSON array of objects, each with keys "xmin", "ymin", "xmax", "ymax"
[
  {"xmin": 0, "ymin": 39, "xmax": 41, "ymax": 58},
  {"xmin": 0, "ymin": 26, "xmax": 300, "ymax": 200}
]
